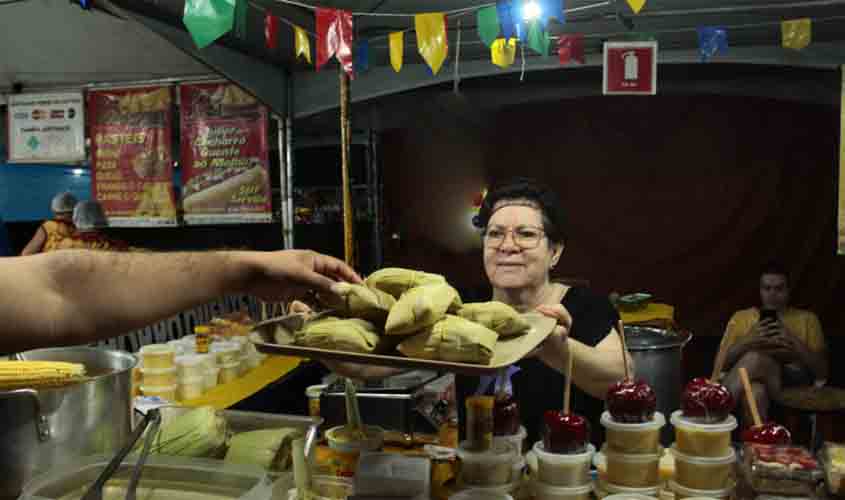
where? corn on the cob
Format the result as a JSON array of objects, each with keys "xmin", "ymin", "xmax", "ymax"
[
  {"xmin": 0, "ymin": 361, "xmax": 86, "ymax": 390},
  {"xmin": 149, "ymin": 406, "xmax": 228, "ymax": 457}
]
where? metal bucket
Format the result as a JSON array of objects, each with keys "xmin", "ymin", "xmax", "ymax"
[
  {"xmin": 0, "ymin": 347, "xmax": 137, "ymax": 499},
  {"xmin": 624, "ymin": 325, "xmax": 692, "ymax": 446}
]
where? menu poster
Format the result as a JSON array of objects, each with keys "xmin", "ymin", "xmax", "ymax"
[
  {"xmin": 179, "ymin": 83, "xmax": 272, "ymax": 224},
  {"xmin": 88, "ymin": 87, "xmax": 177, "ymax": 227},
  {"xmin": 7, "ymin": 92, "xmax": 86, "ymax": 163}
]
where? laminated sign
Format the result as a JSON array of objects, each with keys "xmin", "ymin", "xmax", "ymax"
[{"xmin": 603, "ymin": 41, "xmax": 658, "ymax": 95}]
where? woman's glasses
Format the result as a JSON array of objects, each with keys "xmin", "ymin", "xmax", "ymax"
[{"xmin": 482, "ymin": 225, "xmax": 546, "ymax": 249}]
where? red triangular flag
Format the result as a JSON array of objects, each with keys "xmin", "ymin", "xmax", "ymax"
[
  {"xmin": 264, "ymin": 13, "xmax": 279, "ymax": 50},
  {"xmin": 316, "ymin": 7, "xmax": 355, "ymax": 77},
  {"xmin": 558, "ymin": 34, "xmax": 585, "ymax": 64}
]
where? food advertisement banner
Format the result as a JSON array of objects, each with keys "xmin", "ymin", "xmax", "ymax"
[
  {"xmin": 7, "ymin": 92, "xmax": 86, "ymax": 163},
  {"xmin": 179, "ymin": 83, "xmax": 272, "ymax": 224},
  {"xmin": 87, "ymin": 87, "xmax": 177, "ymax": 226}
]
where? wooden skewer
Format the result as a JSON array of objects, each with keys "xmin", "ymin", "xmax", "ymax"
[
  {"xmin": 563, "ymin": 353, "xmax": 574, "ymax": 415},
  {"xmin": 710, "ymin": 329, "xmax": 729, "ymax": 382},
  {"xmin": 618, "ymin": 320, "xmax": 630, "ymax": 381},
  {"xmin": 739, "ymin": 367, "xmax": 763, "ymax": 427}
]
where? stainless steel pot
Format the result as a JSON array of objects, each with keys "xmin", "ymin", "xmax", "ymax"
[
  {"xmin": 0, "ymin": 347, "xmax": 136, "ymax": 499},
  {"xmin": 624, "ymin": 325, "xmax": 692, "ymax": 446}
]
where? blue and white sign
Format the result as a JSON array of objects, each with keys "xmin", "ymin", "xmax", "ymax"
[{"xmin": 8, "ymin": 92, "xmax": 86, "ymax": 163}]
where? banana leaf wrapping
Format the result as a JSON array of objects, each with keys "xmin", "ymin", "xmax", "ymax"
[
  {"xmin": 224, "ymin": 428, "xmax": 303, "ymax": 471},
  {"xmin": 384, "ymin": 283, "xmax": 462, "ymax": 336},
  {"xmin": 295, "ymin": 317, "xmax": 383, "ymax": 353},
  {"xmin": 457, "ymin": 301, "xmax": 531, "ymax": 337},
  {"xmin": 321, "ymin": 282, "xmax": 395, "ymax": 325},
  {"xmin": 397, "ymin": 314, "xmax": 498, "ymax": 364},
  {"xmin": 364, "ymin": 267, "xmax": 446, "ymax": 298}
]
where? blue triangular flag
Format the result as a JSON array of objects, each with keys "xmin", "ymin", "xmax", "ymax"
[
  {"xmin": 697, "ymin": 26, "xmax": 728, "ymax": 62},
  {"xmin": 497, "ymin": 1, "xmax": 516, "ymax": 40},
  {"xmin": 355, "ymin": 40, "xmax": 370, "ymax": 74}
]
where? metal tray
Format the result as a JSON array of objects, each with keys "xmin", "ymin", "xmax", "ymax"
[{"xmin": 250, "ymin": 312, "xmax": 557, "ymax": 376}]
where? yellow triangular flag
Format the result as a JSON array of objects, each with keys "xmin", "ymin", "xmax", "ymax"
[
  {"xmin": 782, "ymin": 18, "xmax": 811, "ymax": 50},
  {"xmin": 491, "ymin": 38, "xmax": 517, "ymax": 68},
  {"xmin": 294, "ymin": 25, "xmax": 311, "ymax": 64},
  {"xmin": 626, "ymin": 0, "xmax": 646, "ymax": 14},
  {"xmin": 389, "ymin": 31, "xmax": 404, "ymax": 73},
  {"xmin": 415, "ymin": 13, "xmax": 448, "ymax": 75}
]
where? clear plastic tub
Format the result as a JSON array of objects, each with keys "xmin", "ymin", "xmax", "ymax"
[
  {"xmin": 140, "ymin": 344, "xmax": 175, "ymax": 369},
  {"xmin": 354, "ymin": 452, "xmax": 430, "ymax": 497},
  {"xmin": 604, "ymin": 494, "xmax": 659, "ymax": 500},
  {"xmin": 534, "ymin": 482, "xmax": 592, "ymax": 500},
  {"xmin": 450, "ymin": 488, "xmax": 514, "ymax": 500},
  {"xmin": 178, "ymin": 376, "xmax": 205, "ymax": 401},
  {"xmin": 176, "ymin": 354, "xmax": 212, "ymax": 378},
  {"xmin": 532, "ymin": 441, "xmax": 595, "ymax": 487},
  {"xmin": 204, "ymin": 367, "xmax": 220, "ymax": 390},
  {"xmin": 457, "ymin": 439, "xmax": 517, "ymax": 486},
  {"xmin": 326, "ymin": 425, "xmax": 384, "ymax": 454},
  {"xmin": 669, "ymin": 480, "xmax": 735, "ymax": 500},
  {"xmin": 602, "ymin": 411, "xmax": 666, "ymax": 454},
  {"xmin": 140, "ymin": 384, "xmax": 177, "ymax": 401},
  {"xmin": 601, "ymin": 481, "xmax": 661, "ymax": 499},
  {"xmin": 604, "ymin": 445, "xmax": 662, "ymax": 488},
  {"xmin": 211, "ymin": 341, "xmax": 241, "ymax": 365},
  {"xmin": 311, "ymin": 475, "xmax": 355, "ymax": 499},
  {"xmin": 219, "ymin": 360, "xmax": 241, "ymax": 384},
  {"xmin": 671, "ymin": 411, "xmax": 736, "ymax": 458},
  {"xmin": 495, "ymin": 425, "xmax": 528, "ymax": 454},
  {"xmin": 671, "ymin": 445, "xmax": 735, "ymax": 490},
  {"xmin": 141, "ymin": 366, "xmax": 177, "ymax": 387}
]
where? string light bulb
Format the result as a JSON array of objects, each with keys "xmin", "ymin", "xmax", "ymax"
[{"xmin": 523, "ymin": 1, "xmax": 542, "ymax": 21}]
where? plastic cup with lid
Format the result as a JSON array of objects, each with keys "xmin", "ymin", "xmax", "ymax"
[
  {"xmin": 140, "ymin": 344, "xmax": 175, "ymax": 369},
  {"xmin": 671, "ymin": 445, "xmax": 736, "ymax": 490},
  {"xmin": 534, "ymin": 482, "xmax": 593, "ymax": 500},
  {"xmin": 532, "ymin": 441, "xmax": 595, "ymax": 487},
  {"xmin": 604, "ymin": 445, "xmax": 663, "ymax": 488},
  {"xmin": 457, "ymin": 439, "xmax": 517, "ymax": 487},
  {"xmin": 671, "ymin": 411, "xmax": 737, "ymax": 458},
  {"xmin": 602, "ymin": 411, "xmax": 666, "ymax": 454},
  {"xmin": 669, "ymin": 479, "xmax": 735, "ymax": 500}
]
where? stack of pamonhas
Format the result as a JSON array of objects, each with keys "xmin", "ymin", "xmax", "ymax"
[{"xmin": 287, "ymin": 267, "xmax": 532, "ymax": 365}]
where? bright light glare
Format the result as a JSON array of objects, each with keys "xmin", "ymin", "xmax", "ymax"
[
  {"xmin": 72, "ymin": 168, "xmax": 85, "ymax": 176},
  {"xmin": 523, "ymin": 1, "xmax": 541, "ymax": 21}
]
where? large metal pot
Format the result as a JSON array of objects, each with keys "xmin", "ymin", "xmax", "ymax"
[
  {"xmin": 624, "ymin": 325, "xmax": 692, "ymax": 446},
  {"xmin": 0, "ymin": 347, "xmax": 136, "ymax": 499}
]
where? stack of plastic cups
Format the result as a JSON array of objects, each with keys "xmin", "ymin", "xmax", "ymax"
[
  {"xmin": 175, "ymin": 353, "xmax": 214, "ymax": 400},
  {"xmin": 599, "ymin": 411, "xmax": 666, "ymax": 499},
  {"xmin": 530, "ymin": 440, "xmax": 596, "ymax": 500},
  {"xmin": 139, "ymin": 344, "xmax": 177, "ymax": 401},
  {"xmin": 668, "ymin": 411, "xmax": 738, "ymax": 500},
  {"xmin": 211, "ymin": 341, "xmax": 242, "ymax": 384}
]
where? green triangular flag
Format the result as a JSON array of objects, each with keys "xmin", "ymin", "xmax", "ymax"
[
  {"xmin": 234, "ymin": 0, "xmax": 248, "ymax": 40},
  {"xmin": 183, "ymin": 0, "xmax": 236, "ymax": 49},
  {"xmin": 527, "ymin": 20, "xmax": 551, "ymax": 55},
  {"xmin": 477, "ymin": 6, "xmax": 500, "ymax": 48}
]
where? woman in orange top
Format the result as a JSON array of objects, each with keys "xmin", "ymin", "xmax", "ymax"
[
  {"xmin": 21, "ymin": 192, "xmax": 83, "ymax": 255},
  {"xmin": 72, "ymin": 201, "xmax": 130, "ymax": 252}
]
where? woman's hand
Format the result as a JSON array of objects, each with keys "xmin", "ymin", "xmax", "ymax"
[{"xmin": 527, "ymin": 304, "xmax": 573, "ymax": 371}]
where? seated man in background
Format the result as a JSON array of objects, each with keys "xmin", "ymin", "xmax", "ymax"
[{"xmin": 719, "ymin": 263, "xmax": 828, "ymax": 427}]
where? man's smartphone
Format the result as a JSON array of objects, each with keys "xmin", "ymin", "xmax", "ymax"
[{"xmin": 759, "ymin": 308, "xmax": 780, "ymax": 336}]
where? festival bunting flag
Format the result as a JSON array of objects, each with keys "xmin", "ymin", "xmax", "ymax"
[
  {"xmin": 234, "ymin": 0, "xmax": 248, "ymax": 40},
  {"xmin": 626, "ymin": 0, "xmax": 646, "ymax": 14},
  {"xmin": 389, "ymin": 31, "xmax": 404, "ymax": 72},
  {"xmin": 264, "ymin": 13, "xmax": 278, "ymax": 49},
  {"xmin": 558, "ymin": 33, "xmax": 585, "ymax": 64},
  {"xmin": 316, "ymin": 8, "xmax": 354, "ymax": 77},
  {"xmin": 477, "ymin": 6, "xmax": 500, "ymax": 47},
  {"xmin": 182, "ymin": 0, "xmax": 236, "ymax": 49},
  {"xmin": 491, "ymin": 38, "xmax": 517, "ymax": 67},
  {"xmin": 415, "ymin": 13, "xmax": 448, "ymax": 75},
  {"xmin": 782, "ymin": 18, "xmax": 811, "ymax": 50},
  {"xmin": 697, "ymin": 26, "xmax": 728, "ymax": 62},
  {"xmin": 355, "ymin": 40, "xmax": 370, "ymax": 74},
  {"xmin": 294, "ymin": 26, "xmax": 312, "ymax": 64},
  {"xmin": 527, "ymin": 20, "xmax": 551, "ymax": 55},
  {"xmin": 497, "ymin": 1, "xmax": 516, "ymax": 41}
]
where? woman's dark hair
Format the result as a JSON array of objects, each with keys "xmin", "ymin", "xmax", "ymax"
[{"xmin": 473, "ymin": 177, "xmax": 568, "ymax": 245}]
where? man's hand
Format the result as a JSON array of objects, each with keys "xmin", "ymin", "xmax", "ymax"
[{"xmin": 238, "ymin": 250, "xmax": 363, "ymax": 303}]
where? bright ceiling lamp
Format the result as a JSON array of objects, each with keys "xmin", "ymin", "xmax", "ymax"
[{"xmin": 523, "ymin": 1, "xmax": 542, "ymax": 21}]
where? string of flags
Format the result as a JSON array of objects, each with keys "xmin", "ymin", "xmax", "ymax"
[{"xmin": 179, "ymin": 0, "xmax": 818, "ymax": 79}]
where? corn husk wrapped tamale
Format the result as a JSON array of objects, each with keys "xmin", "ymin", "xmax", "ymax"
[
  {"xmin": 295, "ymin": 317, "xmax": 383, "ymax": 353},
  {"xmin": 364, "ymin": 267, "xmax": 446, "ymax": 299},
  {"xmin": 320, "ymin": 282, "xmax": 395, "ymax": 325},
  {"xmin": 384, "ymin": 283, "xmax": 462, "ymax": 336},
  {"xmin": 397, "ymin": 315, "xmax": 498, "ymax": 364},
  {"xmin": 457, "ymin": 301, "xmax": 531, "ymax": 337},
  {"xmin": 149, "ymin": 406, "xmax": 228, "ymax": 457},
  {"xmin": 224, "ymin": 428, "xmax": 303, "ymax": 471}
]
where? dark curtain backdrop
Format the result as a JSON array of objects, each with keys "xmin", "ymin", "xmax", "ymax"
[{"xmin": 380, "ymin": 95, "xmax": 844, "ymax": 343}]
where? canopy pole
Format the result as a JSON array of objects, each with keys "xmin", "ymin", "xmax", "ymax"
[{"xmin": 339, "ymin": 69, "xmax": 355, "ymax": 266}]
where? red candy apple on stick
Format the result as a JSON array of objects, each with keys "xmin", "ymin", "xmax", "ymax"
[
  {"xmin": 606, "ymin": 321, "xmax": 658, "ymax": 423},
  {"xmin": 681, "ymin": 336, "xmax": 736, "ymax": 423},
  {"xmin": 738, "ymin": 367, "xmax": 792, "ymax": 445},
  {"xmin": 544, "ymin": 352, "xmax": 589, "ymax": 453}
]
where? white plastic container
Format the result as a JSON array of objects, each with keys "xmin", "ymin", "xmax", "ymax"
[
  {"xmin": 669, "ymin": 480, "xmax": 735, "ymax": 500},
  {"xmin": 177, "ymin": 376, "xmax": 205, "ymax": 401},
  {"xmin": 140, "ymin": 384, "xmax": 177, "ymax": 401},
  {"xmin": 141, "ymin": 366, "xmax": 177, "ymax": 387},
  {"xmin": 204, "ymin": 367, "xmax": 220, "ymax": 391},
  {"xmin": 602, "ymin": 411, "xmax": 666, "ymax": 454},
  {"xmin": 140, "ymin": 344, "xmax": 175, "ymax": 369},
  {"xmin": 457, "ymin": 439, "xmax": 517, "ymax": 486},
  {"xmin": 604, "ymin": 445, "xmax": 663, "ymax": 487},
  {"xmin": 495, "ymin": 425, "xmax": 528, "ymax": 454},
  {"xmin": 671, "ymin": 445, "xmax": 735, "ymax": 490},
  {"xmin": 219, "ymin": 360, "xmax": 241, "ymax": 384},
  {"xmin": 603, "ymin": 481, "xmax": 661, "ymax": 498},
  {"xmin": 605, "ymin": 494, "xmax": 659, "ymax": 500},
  {"xmin": 175, "ymin": 354, "xmax": 211, "ymax": 378},
  {"xmin": 167, "ymin": 339, "xmax": 188, "ymax": 357},
  {"xmin": 670, "ymin": 411, "xmax": 737, "ymax": 458},
  {"xmin": 534, "ymin": 482, "xmax": 592, "ymax": 500},
  {"xmin": 354, "ymin": 452, "xmax": 430, "ymax": 497},
  {"xmin": 211, "ymin": 341, "xmax": 241, "ymax": 365},
  {"xmin": 532, "ymin": 441, "xmax": 595, "ymax": 487},
  {"xmin": 450, "ymin": 488, "xmax": 513, "ymax": 500}
]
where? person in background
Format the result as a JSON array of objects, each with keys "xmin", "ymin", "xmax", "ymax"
[
  {"xmin": 718, "ymin": 263, "xmax": 828, "ymax": 426},
  {"xmin": 72, "ymin": 200, "xmax": 130, "ymax": 251},
  {"xmin": 21, "ymin": 192, "xmax": 79, "ymax": 255},
  {"xmin": 324, "ymin": 178, "xmax": 631, "ymax": 446},
  {"xmin": 0, "ymin": 249, "xmax": 361, "ymax": 355}
]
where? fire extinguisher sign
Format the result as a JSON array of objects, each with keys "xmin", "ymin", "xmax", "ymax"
[{"xmin": 603, "ymin": 41, "xmax": 658, "ymax": 95}]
